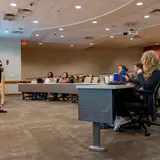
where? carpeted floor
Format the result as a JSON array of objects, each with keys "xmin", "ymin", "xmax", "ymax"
[{"xmin": 0, "ymin": 95, "xmax": 160, "ymax": 160}]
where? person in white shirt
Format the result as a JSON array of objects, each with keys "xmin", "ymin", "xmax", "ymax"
[
  {"xmin": 42, "ymin": 72, "xmax": 56, "ymax": 100},
  {"xmin": 44, "ymin": 72, "xmax": 57, "ymax": 84}
]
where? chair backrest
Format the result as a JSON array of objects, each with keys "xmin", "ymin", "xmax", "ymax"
[
  {"xmin": 153, "ymin": 81, "xmax": 160, "ymax": 106},
  {"xmin": 143, "ymin": 81, "xmax": 160, "ymax": 121},
  {"xmin": 31, "ymin": 80, "xmax": 37, "ymax": 84},
  {"xmin": 148, "ymin": 81, "xmax": 160, "ymax": 121},
  {"xmin": 84, "ymin": 77, "xmax": 92, "ymax": 84},
  {"xmin": 157, "ymin": 88, "xmax": 160, "ymax": 99},
  {"xmin": 99, "ymin": 75, "xmax": 105, "ymax": 84},
  {"xmin": 92, "ymin": 77, "xmax": 99, "ymax": 83},
  {"xmin": 37, "ymin": 78, "xmax": 43, "ymax": 83}
]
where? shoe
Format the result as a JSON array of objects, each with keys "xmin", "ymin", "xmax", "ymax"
[{"xmin": 114, "ymin": 117, "xmax": 131, "ymax": 131}]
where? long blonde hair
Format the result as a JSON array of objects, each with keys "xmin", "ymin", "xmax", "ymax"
[{"xmin": 141, "ymin": 50, "xmax": 160, "ymax": 79}]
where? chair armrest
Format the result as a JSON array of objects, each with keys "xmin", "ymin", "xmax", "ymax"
[{"xmin": 137, "ymin": 89, "xmax": 153, "ymax": 95}]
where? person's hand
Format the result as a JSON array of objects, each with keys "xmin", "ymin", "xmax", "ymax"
[
  {"xmin": 137, "ymin": 69, "xmax": 142, "ymax": 74},
  {"xmin": 123, "ymin": 75, "xmax": 129, "ymax": 81}
]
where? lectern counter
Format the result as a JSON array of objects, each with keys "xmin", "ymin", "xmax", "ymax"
[{"xmin": 76, "ymin": 84, "xmax": 134, "ymax": 152}]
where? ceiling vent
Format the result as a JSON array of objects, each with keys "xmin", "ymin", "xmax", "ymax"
[
  {"xmin": 149, "ymin": 9, "xmax": 160, "ymax": 15},
  {"xmin": 123, "ymin": 21, "xmax": 138, "ymax": 27},
  {"xmin": 19, "ymin": 28, "xmax": 23, "ymax": 31},
  {"xmin": 12, "ymin": 31, "xmax": 23, "ymax": 34},
  {"xmin": 3, "ymin": 14, "xmax": 16, "ymax": 21},
  {"xmin": 18, "ymin": 9, "xmax": 32, "ymax": 16},
  {"xmin": 84, "ymin": 37, "xmax": 94, "ymax": 40}
]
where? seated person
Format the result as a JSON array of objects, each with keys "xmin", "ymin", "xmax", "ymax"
[
  {"xmin": 59, "ymin": 72, "xmax": 70, "ymax": 83},
  {"xmin": 118, "ymin": 65, "xmax": 129, "ymax": 83},
  {"xmin": 53, "ymin": 72, "xmax": 70, "ymax": 101},
  {"xmin": 114, "ymin": 50, "xmax": 160, "ymax": 131},
  {"xmin": 44, "ymin": 72, "xmax": 56, "ymax": 84},
  {"xmin": 73, "ymin": 75, "xmax": 80, "ymax": 83},
  {"xmin": 31, "ymin": 78, "xmax": 43, "ymax": 100},
  {"xmin": 125, "ymin": 62, "xmax": 143, "ymax": 89},
  {"xmin": 42, "ymin": 72, "xmax": 55, "ymax": 100},
  {"xmin": 69, "ymin": 75, "xmax": 80, "ymax": 83}
]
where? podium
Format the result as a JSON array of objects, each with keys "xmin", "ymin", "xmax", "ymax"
[
  {"xmin": 0, "ymin": 73, "xmax": 5, "ymax": 105},
  {"xmin": 76, "ymin": 84, "xmax": 134, "ymax": 152}
]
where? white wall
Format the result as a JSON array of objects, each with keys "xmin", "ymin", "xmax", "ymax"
[{"xmin": 0, "ymin": 38, "xmax": 21, "ymax": 94}]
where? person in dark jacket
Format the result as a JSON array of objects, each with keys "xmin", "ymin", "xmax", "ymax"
[
  {"xmin": 114, "ymin": 50, "xmax": 160, "ymax": 131},
  {"xmin": 0, "ymin": 61, "xmax": 4, "ymax": 83},
  {"xmin": 125, "ymin": 62, "xmax": 143, "ymax": 89}
]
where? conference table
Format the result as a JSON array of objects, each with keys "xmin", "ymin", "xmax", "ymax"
[
  {"xmin": 18, "ymin": 83, "xmax": 98, "ymax": 101},
  {"xmin": 76, "ymin": 84, "xmax": 134, "ymax": 152}
]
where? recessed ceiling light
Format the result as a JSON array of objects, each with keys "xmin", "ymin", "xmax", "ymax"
[
  {"xmin": 33, "ymin": 21, "xmax": 38, "ymax": 24},
  {"xmin": 75, "ymin": 5, "xmax": 81, "ymax": 9},
  {"xmin": 130, "ymin": 37, "xmax": 134, "ymax": 40},
  {"xmin": 110, "ymin": 36, "xmax": 114, "ymax": 38},
  {"xmin": 39, "ymin": 43, "xmax": 42, "ymax": 45},
  {"xmin": 137, "ymin": 2, "xmax": 143, "ymax": 6},
  {"xmin": 92, "ymin": 21, "xmax": 97, "ymax": 24},
  {"xmin": 90, "ymin": 43, "xmax": 94, "ymax": 45},
  {"xmin": 105, "ymin": 28, "xmax": 110, "ymax": 31},
  {"xmin": 59, "ymin": 28, "xmax": 63, "ymax": 31},
  {"xmin": 144, "ymin": 15, "xmax": 150, "ymax": 18},
  {"xmin": 70, "ymin": 45, "xmax": 74, "ymax": 47},
  {"xmin": 35, "ymin": 34, "xmax": 39, "ymax": 37},
  {"xmin": 60, "ymin": 35, "xmax": 64, "ymax": 38},
  {"xmin": 5, "ymin": 30, "xmax": 9, "ymax": 33},
  {"xmin": 10, "ymin": 3, "xmax": 17, "ymax": 7},
  {"xmin": 156, "ymin": 43, "xmax": 159, "ymax": 45}
]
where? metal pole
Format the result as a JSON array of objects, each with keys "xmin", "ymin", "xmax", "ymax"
[{"xmin": 89, "ymin": 122, "xmax": 106, "ymax": 152}]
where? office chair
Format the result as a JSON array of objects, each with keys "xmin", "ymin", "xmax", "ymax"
[
  {"xmin": 92, "ymin": 77, "xmax": 99, "ymax": 84},
  {"xmin": 119, "ymin": 81, "xmax": 160, "ymax": 136},
  {"xmin": 156, "ymin": 87, "xmax": 160, "ymax": 117}
]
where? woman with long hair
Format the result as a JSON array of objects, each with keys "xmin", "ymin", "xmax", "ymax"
[
  {"xmin": 114, "ymin": 50, "xmax": 160, "ymax": 131},
  {"xmin": 53, "ymin": 72, "xmax": 70, "ymax": 101},
  {"xmin": 59, "ymin": 72, "xmax": 70, "ymax": 83},
  {"xmin": 140, "ymin": 50, "xmax": 160, "ymax": 89}
]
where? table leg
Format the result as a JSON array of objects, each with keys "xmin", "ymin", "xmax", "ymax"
[
  {"xmin": 22, "ymin": 93, "xmax": 25, "ymax": 100},
  {"xmin": 89, "ymin": 122, "xmax": 106, "ymax": 152},
  {"xmin": 71, "ymin": 94, "xmax": 74, "ymax": 103}
]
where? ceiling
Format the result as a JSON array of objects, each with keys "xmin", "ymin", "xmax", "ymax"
[{"xmin": 0, "ymin": 0, "xmax": 160, "ymax": 49}]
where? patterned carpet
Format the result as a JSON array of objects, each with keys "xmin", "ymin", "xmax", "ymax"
[{"xmin": 0, "ymin": 95, "xmax": 160, "ymax": 160}]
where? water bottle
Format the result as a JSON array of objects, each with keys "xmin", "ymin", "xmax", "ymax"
[{"xmin": 113, "ymin": 73, "xmax": 119, "ymax": 81}]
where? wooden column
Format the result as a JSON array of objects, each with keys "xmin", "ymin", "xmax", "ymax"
[{"xmin": 1, "ymin": 73, "xmax": 5, "ymax": 105}]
